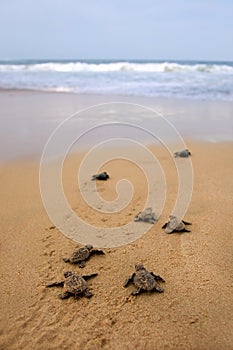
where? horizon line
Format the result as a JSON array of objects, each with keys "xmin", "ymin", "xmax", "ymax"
[{"xmin": 0, "ymin": 58, "xmax": 233, "ymax": 63}]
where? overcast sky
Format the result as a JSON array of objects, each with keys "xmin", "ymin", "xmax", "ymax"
[{"xmin": 0, "ymin": 0, "xmax": 233, "ymax": 61}]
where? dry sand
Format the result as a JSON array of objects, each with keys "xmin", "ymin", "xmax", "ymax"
[{"xmin": 0, "ymin": 142, "xmax": 233, "ymax": 350}]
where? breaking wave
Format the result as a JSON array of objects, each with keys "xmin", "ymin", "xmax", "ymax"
[
  {"xmin": 0, "ymin": 61, "xmax": 233, "ymax": 73},
  {"xmin": 0, "ymin": 59, "xmax": 233, "ymax": 100}
]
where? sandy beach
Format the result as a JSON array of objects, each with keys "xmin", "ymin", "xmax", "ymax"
[{"xmin": 0, "ymin": 91, "xmax": 233, "ymax": 349}]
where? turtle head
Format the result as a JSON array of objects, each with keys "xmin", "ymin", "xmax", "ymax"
[
  {"xmin": 85, "ymin": 244, "xmax": 93, "ymax": 251},
  {"xmin": 169, "ymin": 215, "xmax": 177, "ymax": 220},
  {"xmin": 64, "ymin": 271, "xmax": 73, "ymax": 278},
  {"xmin": 135, "ymin": 263, "xmax": 145, "ymax": 271}
]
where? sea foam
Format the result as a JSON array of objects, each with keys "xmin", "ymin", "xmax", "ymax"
[
  {"xmin": 0, "ymin": 59, "xmax": 233, "ymax": 100},
  {"xmin": 0, "ymin": 61, "xmax": 233, "ymax": 73}
]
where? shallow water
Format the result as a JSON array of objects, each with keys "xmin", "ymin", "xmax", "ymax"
[{"xmin": 0, "ymin": 91, "xmax": 232, "ymax": 162}]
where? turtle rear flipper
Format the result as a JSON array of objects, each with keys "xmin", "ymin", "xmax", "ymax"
[
  {"xmin": 131, "ymin": 288, "xmax": 143, "ymax": 296},
  {"xmin": 46, "ymin": 281, "xmax": 64, "ymax": 288},
  {"xmin": 134, "ymin": 211, "xmax": 142, "ymax": 222},
  {"xmin": 153, "ymin": 285, "xmax": 164, "ymax": 293},
  {"xmin": 82, "ymin": 273, "xmax": 98, "ymax": 281},
  {"xmin": 83, "ymin": 289, "xmax": 93, "ymax": 298},
  {"xmin": 162, "ymin": 222, "xmax": 168, "ymax": 229},
  {"xmin": 179, "ymin": 228, "xmax": 191, "ymax": 233},
  {"xmin": 78, "ymin": 261, "xmax": 86, "ymax": 268},
  {"xmin": 146, "ymin": 217, "xmax": 157, "ymax": 224},
  {"xmin": 59, "ymin": 291, "xmax": 71, "ymax": 299},
  {"xmin": 165, "ymin": 227, "xmax": 174, "ymax": 234}
]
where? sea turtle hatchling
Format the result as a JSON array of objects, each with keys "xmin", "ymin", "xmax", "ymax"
[
  {"xmin": 92, "ymin": 171, "xmax": 109, "ymax": 181},
  {"xmin": 124, "ymin": 263, "xmax": 165, "ymax": 296},
  {"xmin": 46, "ymin": 271, "xmax": 98, "ymax": 299},
  {"xmin": 134, "ymin": 207, "xmax": 157, "ymax": 224},
  {"xmin": 174, "ymin": 149, "xmax": 191, "ymax": 158},
  {"xmin": 63, "ymin": 244, "xmax": 105, "ymax": 268},
  {"xmin": 162, "ymin": 215, "xmax": 192, "ymax": 233}
]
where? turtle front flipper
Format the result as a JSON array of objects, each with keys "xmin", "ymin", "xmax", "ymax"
[
  {"xmin": 46, "ymin": 281, "xmax": 64, "ymax": 288},
  {"xmin": 182, "ymin": 220, "xmax": 192, "ymax": 225},
  {"xmin": 150, "ymin": 273, "xmax": 165, "ymax": 283},
  {"xmin": 123, "ymin": 273, "xmax": 135, "ymax": 288},
  {"xmin": 63, "ymin": 258, "xmax": 70, "ymax": 263},
  {"xmin": 82, "ymin": 273, "xmax": 98, "ymax": 280},
  {"xmin": 162, "ymin": 222, "xmax": 168, "ymax": 229},
  {"xmin": 59, "ymin": 291, "xmax": 71, "ymax": 299},
  {"xmin": 90, "ymin": 249, "xmax": 105, "ymax": 256}
]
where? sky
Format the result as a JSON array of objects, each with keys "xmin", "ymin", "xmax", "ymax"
[{"xmin": 0, "ymin": 0, "xmax": 233, "ymax": 61}]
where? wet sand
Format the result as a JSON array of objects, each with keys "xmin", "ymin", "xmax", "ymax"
[
  {"xmin": 0, "ymin": 141, "xmax": 233, "ymax": 350},
  {"xmin": 0, "ymin": 89, "xmax": 233, "ymax": 162}
]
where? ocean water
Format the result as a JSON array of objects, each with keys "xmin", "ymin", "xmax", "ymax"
[{"xmin": 0, "ymin": 59, "xmax": 233, "ymax": 100}]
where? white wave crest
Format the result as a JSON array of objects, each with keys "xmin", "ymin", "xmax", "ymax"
[{"xmin": 0, "ymin": 61, "xmax": 233, "ymax": 73}]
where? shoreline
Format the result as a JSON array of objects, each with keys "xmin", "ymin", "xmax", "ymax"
[
  {"xmin": 0, "ymin": 89, "xmax": 233, "ymax": 163},
  {"xmin": 0, "ymin": 139, "xmax": 233, "ymax": 166},
  {"xmin": 1, "ymin": 85, "xmax": 233, "ymax": 102}
]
